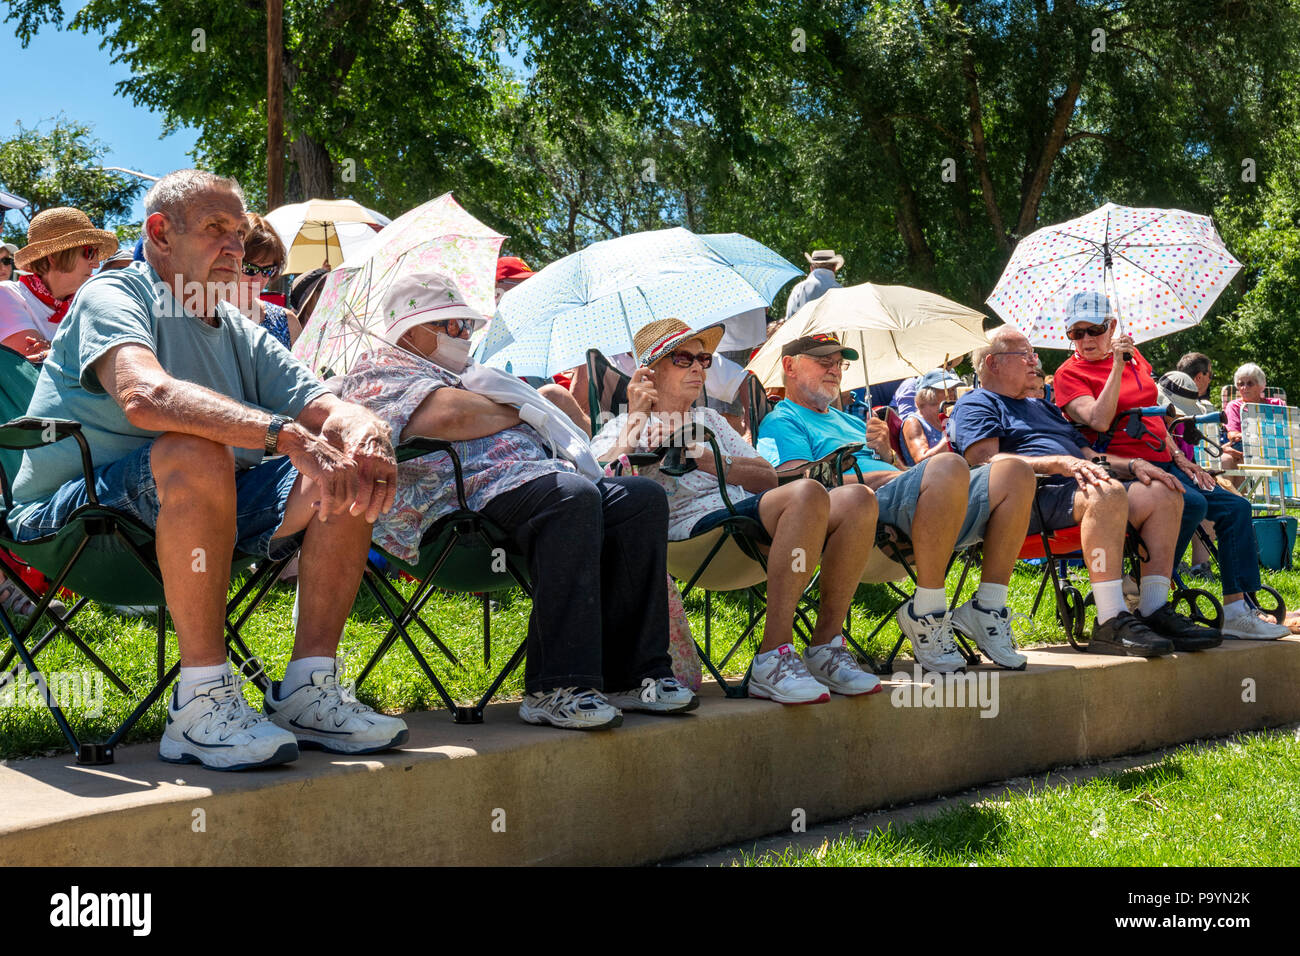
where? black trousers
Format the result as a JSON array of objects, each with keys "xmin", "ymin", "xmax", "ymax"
[{"xmin": 481, "ymin": 472, "xmax": 673, "ymax": 693}]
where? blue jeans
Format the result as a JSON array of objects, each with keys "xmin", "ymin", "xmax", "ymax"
[{"xmin": 1158, "ymin": 460, "xmax": 1259, "ymax": 595}]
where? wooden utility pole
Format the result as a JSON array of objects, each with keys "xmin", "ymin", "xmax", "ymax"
[{"xmin": 267, "ymin": 0, "xmax": 284, "ymax": 209}]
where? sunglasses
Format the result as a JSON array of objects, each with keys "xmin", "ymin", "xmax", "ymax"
[
  {"xmin": 81, "ymin": 245, "xmax": 102, "ymax": 262},
  {"xmin": 241, "ymin": 262, "xmax": 280, "ymax": 279},
  {"xmin": 0, "ymin": 257, "xmax": 12, "ymax": 267},
  {"xmin": 667, "ymin": 350, "xmax": 713, "ymax": 369},
  {"xmin": 1065, "ymin": 321, "xmax": 1112, "ymax": 341}
]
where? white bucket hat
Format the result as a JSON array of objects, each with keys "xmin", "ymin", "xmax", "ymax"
[{"xmin": 378, "ymin": 272, "xmax": 487, "ymax": 345}]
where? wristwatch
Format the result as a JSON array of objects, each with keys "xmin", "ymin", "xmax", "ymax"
[{"xmin": 264, "ymin": 414, "xmax": 292, "ymax": 458}]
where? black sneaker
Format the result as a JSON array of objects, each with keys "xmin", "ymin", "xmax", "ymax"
[
  {"xmin": 1138, "ymin": 603, "xmax": 1222, "ymax": 651},
  {"xmin": 1088, "ymin": 611, "xmax": 1174, "ymax": 657}
]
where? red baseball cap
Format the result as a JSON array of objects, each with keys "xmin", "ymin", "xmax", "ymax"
[{"xmin": 496, "ymin": 256, "xmax": 534, "ymax": 282}]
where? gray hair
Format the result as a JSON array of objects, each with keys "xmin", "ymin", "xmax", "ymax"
[
  {"xmin": 1234, "ymin": 362, "xmax": 1266, "ymax": 386},
  {"xmin": 972, "ymin": 326, "xmax": 1022, "ymax": 377},
  {"xmin": 143, "ymin": 169, "xmax": 245, "ymax": 231},
  {"xmin": 915, "ymin": 386, "xmax": 942, "ymax": 406}
]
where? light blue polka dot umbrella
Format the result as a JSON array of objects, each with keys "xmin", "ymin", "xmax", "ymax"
[{"xmin": 475, "ymin": 227, "xmax": 802, "ymax": 376}]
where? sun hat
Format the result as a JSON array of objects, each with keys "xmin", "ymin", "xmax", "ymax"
[
  {"xmin": 780, "ymin": 331, "xmax": 860, "ymax": 362},
  {"xmin": 919, "ymin": 368, "xmax": 963, "ymax": 390},
  {"xmin": 15, "ymin": 207, "xmax": 119, "ymax": 271},
  {"xmin": 1157, "ymin": 371, "xmax": 1205, "ymax": 417},
  {"xmin": 380, "ymin": 272, "xmax": 487, "ymax": 345},
  {"xmin": 1, "ymin": 242, "xmax": 18, "ymax": 257},
  {"xmin": 804, "ymin": 249, "xmax": 845, "ymax": 271},
  {"xmin": 1063, "ymin": 290, "xmax": 1114, "ymax": 327},
  {"xmin": 634, "ymin": 317, "xmax": 725, "ymax": 368},
  {"xmin": 496, "ymin": 256, "xmax": 534, "ymax": 282}
]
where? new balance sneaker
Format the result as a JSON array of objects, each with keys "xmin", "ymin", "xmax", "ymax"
[
  {"xmin": 518, "ymin": 687, "xmax": 622, "ymax": 730},
  {"xmin": 605, "ymin": 677, "xmax": 699, "ymax": 714},
  {"xmin": 802, "ymin": 636, "xmax": 882, "ymax": 695},
  {"xmin": 264, "ymin": 670, "xmax": 409, "ymax": 754},
  {"xmin": 748, "ymin": 644, "xmax": 830, "ymax": 704},
  {"xmin": 951, "ymin": 598, "xmax": 1028, "ymax": 670},
  {"xmin": 1221, "ymin": 611, "xmax": 1290, "ymax": 640},
  {"xmin": 160, "ymin": 676, "xmax": 299, "ymax": 771},
  {"xmin": 896, "ymin": 600, "xmax": 966, "ymax": 673}
]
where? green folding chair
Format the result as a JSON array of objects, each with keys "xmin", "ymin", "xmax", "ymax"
[{"xmin": 353, "ymin": 438, "xmax": 532, "ymax": 724}]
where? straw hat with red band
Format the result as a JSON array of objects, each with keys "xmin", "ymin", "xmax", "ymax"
[
  {"xmin": 15, "ymin": 207, "xmax": 119, "ymax": 271},
  {"xmin": 633, "ymin": 317, "xmax": 724, "ymax": 368},
  {"xmin": 380, "ymin": 272, "xmax": 488, "ymax": 345}
]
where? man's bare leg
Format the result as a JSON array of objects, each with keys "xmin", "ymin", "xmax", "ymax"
[
  {"xmin": 905, "ymin": 453, "xmax": 969, "ymax": 589},
  {"xmin": 977, "ymin": 459, "xmax": 1035, "ymax": 586},
  {"xmin": 809, "ymin": 484, "xmax": 877, "ymax": 644}
]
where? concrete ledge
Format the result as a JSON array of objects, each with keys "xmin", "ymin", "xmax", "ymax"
[{"xmin": 2, "ymin": 638, "xmax": 1298, "ymax": 866}]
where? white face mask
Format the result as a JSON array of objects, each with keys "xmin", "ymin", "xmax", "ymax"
[{"xmin": 429, "ymin": 332, "xmax": 473, "ymax": 374}]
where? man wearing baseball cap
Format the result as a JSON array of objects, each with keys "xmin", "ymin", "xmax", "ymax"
[
  {"xmin": 756, "ymin": 333, "xmax": 1038, "ymax": 673},
  {"xmin": 495, "ymin": 255, "xmax": 535, "ymax": 302}
]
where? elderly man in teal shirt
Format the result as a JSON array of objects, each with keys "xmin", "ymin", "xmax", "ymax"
[{"xmin": 9, "ymin": 169, "xmax": 407, "ymax": 770}]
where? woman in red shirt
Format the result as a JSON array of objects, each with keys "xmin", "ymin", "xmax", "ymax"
[{"xmin": 1051, "ymin": 293, "xmax": 1287, "ymax": 640}]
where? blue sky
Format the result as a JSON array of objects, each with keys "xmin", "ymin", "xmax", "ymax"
[{"xmin": 0, "ymin": 14, "xmax": 199, "ymax": 230}]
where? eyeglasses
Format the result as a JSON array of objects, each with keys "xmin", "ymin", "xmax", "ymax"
[
  {"xmin": 241, "ymin": 262, "xmax": 280, "ymax": 280},
  {"xmin": 806, "ymin": 355, "xmax": 851, "ymax": 371},
  {"xmin": 992, "ymin": 349, "xmax": 1039, "ymax": 360},
  {"xmin": 667, "ymin": 350, "xmax": 713, "ymax": 369},
  {"xmin": 1065, "ymin": 321, "xmax": 1112, "ymax": 341}
]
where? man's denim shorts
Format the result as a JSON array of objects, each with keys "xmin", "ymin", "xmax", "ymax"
[
  {"xmin": 8, "ymin": 441, "xmax": 304, "ymax": 560},
  {"xmin": 876, "ymin": 458, "xmax": 992, "ymax": 550}
]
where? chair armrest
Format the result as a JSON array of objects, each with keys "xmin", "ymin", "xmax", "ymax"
[
  {"xmin": 775, "ymin": 443, "xmax": 864, "ymax": 488},
  {"xmin": 0, "ymin": 417, "xmax": 98, "ymax": 511},
  {"xmin": 394, "ymin": 437, "xmax": 470, "ymax": 512}
]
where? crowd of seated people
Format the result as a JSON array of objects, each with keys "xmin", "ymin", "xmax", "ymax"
[{"xmin": 2, "ymin": 167, "xmax": 1294, "ymax": 776}]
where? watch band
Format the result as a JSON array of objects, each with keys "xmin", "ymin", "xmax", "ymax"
[{"xmin": 265, "ymin": 415, "xmax": 292, "ymax": 457}]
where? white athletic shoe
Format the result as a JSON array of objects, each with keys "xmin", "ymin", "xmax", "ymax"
[
  {"xmin": 264, "ymin": 670, "xmax": 409, "ymax": 754},
  {"xmin": 160, "ymin": 675, "xmax": 299, "ymax": 771},
  {"xmin": 519, "ymin": 687, "xmax": 622, "ymax": 730},
  {"xmin": 897, "ymin": 600, "xmax": 966, "ymax": 673},
  {"xmin": 1221, "ymin": 611, "xmax": 1290, "ymax": 640},
  {"xmin": 802, "ymin": 636, "xmax": 881, "ymax": 696},
  {"xmin": 748, "ymin": 644, "xmax": 830, "ymax": 704},
  {"xmin": 951, "ymin": 598, "xmax": 1028, "ymax": 670},
  {"xmin": 605, "ymin": 677, "xmax": 699, "ymax": 714}
]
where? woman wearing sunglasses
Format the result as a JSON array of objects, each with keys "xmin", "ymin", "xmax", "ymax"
[
  {"xmin": 592, "ymin": 318, "xmax": 882, "ymax": 704},
  {"xmin": 1052, "ymin": 291, "xmax": 1288, "ymax": 640},
  {"xmin": 0, "ymin": 208, "xmax": 118, "ymax": 363},
  {"xmin": 235, "ymin": 213, "xmax": 301, "ymax": 349},
  {"xmin": 0, "ymin": 243, "xmax": 18, "ymax": 282}
]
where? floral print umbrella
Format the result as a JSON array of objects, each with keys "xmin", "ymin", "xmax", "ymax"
[{"xmin": 986, "ymin": 202, "xmax": 1242, "ymax": 348}]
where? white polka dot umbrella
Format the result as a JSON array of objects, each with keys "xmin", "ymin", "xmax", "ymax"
[{"xmin": 986, "ymin": 202, "xmax": 1242, "ymax": 348}]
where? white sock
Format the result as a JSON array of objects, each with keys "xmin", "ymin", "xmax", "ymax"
[
  {"xmin": 1222, "ymin": 598, "xmax": 1246, "ymax": 619},
  {"xmin": 178, "ymin": 663, "xmax": 232, "ymax": 704},
  {"xmin": 280, "ymin": 656, "xmax": 335, "ymax": 696},
  {"xmin": 912, "ymin": 586, "xmax": 947, "ymax": 617},
  {"xmin": 975, "ymin": 582, "xmax": 1009, "ymax": 609},
  {"xmin": 1092, "ymin": 579, "xmax": 1127, "ymax": 624},
  {"xmin": 1138, "ymin": 575, "xmax": 1171, "ymax": 617}
]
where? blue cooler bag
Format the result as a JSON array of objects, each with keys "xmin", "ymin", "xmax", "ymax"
[{"xmin": 1253, "ymin": 515, "xmax": 1297, "ymax": 571}]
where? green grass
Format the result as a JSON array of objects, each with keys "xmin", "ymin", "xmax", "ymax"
[
  {"xmin": 741, "ymin": 728, "xmax": 1300, "ymax": 866},
  {"xmin": 3, "ymin": 555, "xmax": 1299, "ymax": 761}
]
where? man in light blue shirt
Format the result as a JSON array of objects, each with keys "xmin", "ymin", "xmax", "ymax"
[
  {"xmin": 9, "ymin": 169, "xmax": 407, "ymax": 770},
  {"xmin": 756, "ymin": 333, "xmax": 1037, "ymax": 674},
  {"xmin": 783, "ymin": 249, "xmax": 844, "ymax": 320}
]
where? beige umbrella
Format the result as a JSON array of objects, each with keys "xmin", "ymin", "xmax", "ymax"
[
  {"xmin": 747, "ymin": 282, "xmax": 991, "ymax": 391},
  {"xmin": 266, "ymin": 199, "xmax": 381, "ymax": 273}
]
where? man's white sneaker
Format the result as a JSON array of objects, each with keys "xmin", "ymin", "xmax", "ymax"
[
  {"xmin": 519, "ymin": 687, "xmax": 622, "ymax": 730},
  {"xmin": 264, "ymin": 670, "xmax": 409, "ymax": 754},
  {"xmin": 1221, "ymin": 612, "xmax": 1290, "ymax": 640},
  {"xmin": 802, "ymin": 636, "xmax": 881, "ymax": 695},
  {"xmin": 897, "ymin": 600, "xmax": 966, "ymax": 673},
  {"xmin": 951, "ymin": 598, "xmax": 1028, "ymax": 670},
  {"xmin": 160, "ymin": 676, "xmax": 299, "ymax": 771},
  {"xmin": 748, "ymin": 644, "xmax": 830, "ymax": 704},
  {"xmin": 605, "ymin": 677, "xmax": 699, "ymax": 714}
]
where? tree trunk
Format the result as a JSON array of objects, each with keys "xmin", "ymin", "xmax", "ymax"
[
  {"xmin": 865, "ymin": 114, "xmax": 936, "ymax": 283},
  {"xmin": 289, "ymin": 133, "xmax": 335, "ymax": 200},
  {"xmin": 963, "ymin": 49, "xmax": 1008, "ymax": 250},
  {"xmin": 1015, "ymin": 73, "xmax": 1083, "ymax": 236}
]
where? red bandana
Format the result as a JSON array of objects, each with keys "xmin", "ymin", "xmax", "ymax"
[{"xmin": 18, "ymin": 272, "xmax": 73, "ymax": 324}]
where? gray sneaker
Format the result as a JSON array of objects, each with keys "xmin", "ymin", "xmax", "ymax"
[
  {"xmin": 605, "ymin": 677, "xmax": 699, "ymax": 714},
  {"xmin": 519, "ymin": 687, "xmax": 622, "ymax": 730}
]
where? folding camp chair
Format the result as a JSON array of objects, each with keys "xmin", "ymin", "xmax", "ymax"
[
  {"xmin": 0, "ymin": 350, "xmax": 293, "ymax": 764},
  {"xmin": 352, "ymin": 438, "xmax": 531, "ymax": 724}
]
